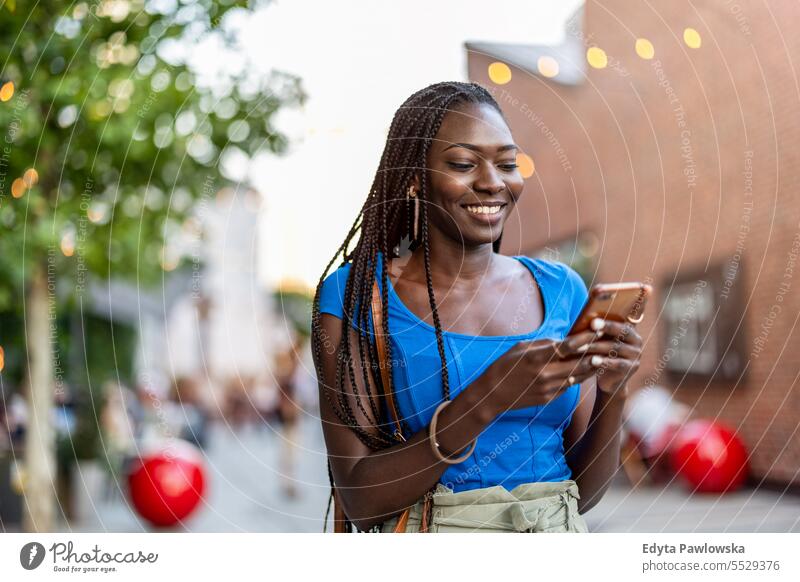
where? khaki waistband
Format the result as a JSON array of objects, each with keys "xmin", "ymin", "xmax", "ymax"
[
  {"xmin": 381, "ymin": 480, "xmax": 587, "ymax": 533},
  {"xmin": 431, "ymin": 479, "xmax": 581, "ymax": 506}
]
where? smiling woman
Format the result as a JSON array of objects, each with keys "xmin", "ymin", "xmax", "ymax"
[{"xmin": 311, "ymin": 81, "xmax": 642, "ymax": 533}]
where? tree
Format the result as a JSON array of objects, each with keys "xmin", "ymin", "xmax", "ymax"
[{"xmin": 0, "ymin": 0, "xmax": 305, "ymax": 531}]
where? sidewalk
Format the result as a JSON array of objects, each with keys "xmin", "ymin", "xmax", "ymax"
[
  {"xmin": 584, "ymin": 473, "xmax": 800, "ymax": 532},
  {"xmin": 65, "ymin": 414, "xmax": 332, "ymax": 533},
  {"xmin": 61, "ymin": 417, "xmax": 800, "ymax": 533}
]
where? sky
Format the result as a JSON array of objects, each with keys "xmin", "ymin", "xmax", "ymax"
[{"xmin": 223, "ymin": 0, "xmax": 585, "ymax": 289}]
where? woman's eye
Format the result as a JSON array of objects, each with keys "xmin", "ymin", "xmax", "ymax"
[
  {"xmin": 447, "ymin": 162, "xmax": 474, "ymax": 170},
  {"xmin": 499, "ymin": 163, "xmax": 519, "ymax": 171}
]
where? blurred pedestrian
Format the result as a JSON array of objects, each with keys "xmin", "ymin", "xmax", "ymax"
[
  {"xmin": 170, "ymin": 376, "xmax": 211, "ymax": 449},
  {"xmin": 274, "ymin": 332, "xmax": 306, "ymax": 500}
]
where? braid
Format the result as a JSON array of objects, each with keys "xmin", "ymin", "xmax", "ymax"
[{"xmin": 311, "ymin": 81, "xmax": 506, "ymax": 531}]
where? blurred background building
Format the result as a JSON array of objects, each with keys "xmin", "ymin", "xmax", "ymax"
[{"xmin": 468, "ymin": 1, "xmax": 799, "ymax": 488}]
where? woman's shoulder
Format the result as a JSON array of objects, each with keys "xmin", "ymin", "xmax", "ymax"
[
  {"xmin": 317, "ymin": 261, "xmax": 353, "ymax": 319},
  {"xmin": 515, "ymin": 255, "xmax": 587, "ymax": 293},
  {"xmin": 517, "ymin": 256, "xmax": 589, "ymax": 324},
  {"xmin": 317, "ymin": 258, "xmax": 384, "ymax": 320}
]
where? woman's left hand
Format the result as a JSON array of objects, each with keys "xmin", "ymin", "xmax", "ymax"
[{"xmin": 570, "ymin": 318, "xmax": 644, "ymax": 400}]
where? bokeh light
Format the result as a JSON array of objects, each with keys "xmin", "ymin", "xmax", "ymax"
[
  {"xmin": 11, "ymin": 178, "xmax": 27, "ymax": 198},
  {"xmin": 683, "ymin": 27, "xmax": 702, "ymax": 49},
  {"xmin": 586, "ymin": 47, "xmax": 608, "ymax": 69},
  {"xmin": 60, "ymin": 233, "xmax": 75, "ymax": 257},
  {"xmin": 0, "ymin": 81, "xmax": 14, "ymax": 102},
  {"xmin": 635, "ymin": 38, "xmax": 655, "ymax": 60},
  {"xmin": 488, "ymin": 61, "xmax": 512, "ymax": 85},
  {"xmin": 537, "ymin": 55, "xmax": 559, "ymax": 78},
  {"xmin": 23, "ymin": 168, "xmax": 39, "ymax": 187},
  {"xmin": 516, "ymin": 152, "xmax": 535, "ymax": 178}
]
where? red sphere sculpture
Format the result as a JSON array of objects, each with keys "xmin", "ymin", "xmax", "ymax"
[
  {"xmin": 127, "ymin": 439, "xmax": 207, "ymax": 527},
  {"xmin": 670, "ymin": 419, "xmax": 749, "ymax": 493}
]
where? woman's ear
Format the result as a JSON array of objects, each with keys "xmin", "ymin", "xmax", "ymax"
[{"xmin": 411, "ymin": 173, "xmax": 421, "ymax": 194}]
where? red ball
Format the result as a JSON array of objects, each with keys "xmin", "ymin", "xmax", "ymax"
[
  {"xmin": 127, "ymin": 439, "xmax": 207, "ymax": 527},
  {"xmin": 670, "ymin": 419, "xmax": 749, "ymax": 493}
]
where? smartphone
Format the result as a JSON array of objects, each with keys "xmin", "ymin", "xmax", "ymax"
[{"xmin": 568, "ymin": 282, "xmax": 653, "ymax": 336}]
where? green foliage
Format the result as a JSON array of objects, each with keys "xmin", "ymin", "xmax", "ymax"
[
  {"xmin": 272, "ymin": 288, "xmax": 313, "ymax": 339},
  {"xmin": 0, "ymin": 0, "xmax": 306, "ymax": 302},
  {"xmin": 0, "ymin": 1, "xmax": 306, "ymax": 467}
]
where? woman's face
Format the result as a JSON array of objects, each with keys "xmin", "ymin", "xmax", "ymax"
[{"xmin": 420, "ymin": 102, "xmax": 524, "ymax": 248}]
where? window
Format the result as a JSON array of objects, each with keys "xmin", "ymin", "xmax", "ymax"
[
  {"xmin": 661, "ymin": 259, "xmax": 747, "ymax": 383},
  {"xmin": 663, "ymin": 279, "xmax": 717, "ymax": 374}
]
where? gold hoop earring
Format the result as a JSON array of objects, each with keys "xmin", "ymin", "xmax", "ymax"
[{"xmin": 407, "ymin": 185, "xmax": 420, "ymax": 241}]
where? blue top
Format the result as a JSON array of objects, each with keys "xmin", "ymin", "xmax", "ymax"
[{"xmin": 318, "ymin": 250, "xmax": 589, "ymax": 492}]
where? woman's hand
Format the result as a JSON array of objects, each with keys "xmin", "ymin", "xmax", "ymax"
[
  {"xmin": 477, "ymin": 329, "xmax": 601, "ymax": 415},
  {"xmin": 572, "ymin": 317, "xmax": 644, "ymax": 400}
]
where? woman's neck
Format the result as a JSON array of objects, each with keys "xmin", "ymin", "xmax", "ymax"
[{"xmin": 395, "ymin": 233, "xmax": 496, "ymax": 287}]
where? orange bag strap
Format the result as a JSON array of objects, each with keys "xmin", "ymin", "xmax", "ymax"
[
  {"xmin": 332, "ymin": 275, "xmax": 411, "ymax": 533},
  {"xmin": 371, "ymin": 278, "xmax": 412, "ymax": 532},
  {"xmin": 371, "ymin": 278, "xmax": 405, "ymax": 442}
]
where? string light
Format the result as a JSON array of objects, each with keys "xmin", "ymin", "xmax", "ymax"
[
  {"xmin": 537, "ymin": 56, "xmax": 559, "ymax": 78},
  {"xmin": 488, "ymin": 62, "xmax": 512, "ymax": 85},
  {"xmin": 683, "ymin": 28, "xmax": 702, "ymax": 49},
  {"xmin": 516, "ymin": 153, "xmax": 535, "ymax": 178},
  {"xmin": 635, "ymin": 38, "xmax": 655, "ymax": 60},
  {"xmin": 586, "ymin": 47, "xmax": 608, "ymax": 69}
]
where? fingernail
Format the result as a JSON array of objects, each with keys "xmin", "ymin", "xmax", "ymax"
[
  {"xmin": 590, "ymin": 318, "xmax": 606, "ymax": 332},
  {"xmin": 577, "ymin": 344, "xmax": 589, "ymax": 353},
  {"xmin": 591, "ymin": 355, "xmax": 604, "ymax": 367}
]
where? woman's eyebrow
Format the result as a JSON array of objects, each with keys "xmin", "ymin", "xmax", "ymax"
[{"xmin": 442, "ymin": 142, "xmax": 519, "ymax": 153}]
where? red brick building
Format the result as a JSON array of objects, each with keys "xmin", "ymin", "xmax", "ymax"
[{"xmin": 467, "ymin": 0, "xmax": 800, "ymax": 486}]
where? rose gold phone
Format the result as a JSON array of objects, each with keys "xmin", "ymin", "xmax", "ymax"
[{"xmin": 568, "ymin": 282, "xmax": 653, "ymax": 336}]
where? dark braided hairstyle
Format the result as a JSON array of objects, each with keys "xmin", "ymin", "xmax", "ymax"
[{"xmin": 311, "ymin": 81, "xmax": 508, "ymax": 532}]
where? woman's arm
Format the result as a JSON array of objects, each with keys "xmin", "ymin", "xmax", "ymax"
[
  {"xmin": 563, "ymin": 375, "xmax": 627, "ymax": 514},
  {"xmin": 313, "ymin": 312, "xmax": 496, "ymax": 531},
  {"xmin": 562, "ymin": 318, "xmax": 642, "ymax": 514}
]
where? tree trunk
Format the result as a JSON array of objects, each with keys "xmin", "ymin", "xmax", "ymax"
[{"xmin": 22, "ymin": 263, "xmax": 56, "ymax": 532}]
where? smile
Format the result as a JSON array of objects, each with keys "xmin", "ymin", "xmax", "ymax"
[
  {"xmin": 461, "ymin": 203, "xmax": 507, "ymax": 223},
  {"xmin": 463, "ymin": 204, "xmax": 505, "ymax": 214}
]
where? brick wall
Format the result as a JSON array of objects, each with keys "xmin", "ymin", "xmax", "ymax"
[{"xmin": 467, "ymin": 0, "xmax": 800, "ymax": 485}]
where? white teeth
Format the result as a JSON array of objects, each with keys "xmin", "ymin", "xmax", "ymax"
[{"xmin": 465, "ymin": 205, "xmax": 502, "ymax": 215}]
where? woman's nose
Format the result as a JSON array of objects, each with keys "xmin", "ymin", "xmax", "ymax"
[{"xmin": 473, "ymin": 163, "xmax": 506, "ymax": 194}]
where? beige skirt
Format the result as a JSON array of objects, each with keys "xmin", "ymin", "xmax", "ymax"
[{"xmin": 379, "ymin": 479, "xmax": 589, "ymax": 533}]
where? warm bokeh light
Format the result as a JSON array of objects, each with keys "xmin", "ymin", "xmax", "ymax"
[
  {"xmin": 537, "ymin": 55, "xmax": 559, "ymax": 78},
  {"xmin": 0, "ymin": 81, "xmax": 14, "ymax": 102},
  {"xmin": 635, "ymin": 38, "xmax": 655, "ymax": 60},
  {"xmin": 60, "ymin": 233, "xmax": 75, "ymax": 257},
  {"xmin": 516, "ymin": 152, "xmax": 535, "ymax": 178},
  {"xmin": 23, "ymin": 168, "xmax": 39, "ymax": 187},
  {"xmin": 0, "ymin": 345, "xmax": 4, "ymax": 373},
  {"xmin": 11, "ymin": 178, "xmax": 26, "ymax": 198},
  {"xmin": 683, "ymin": 28, "xmax": 702, "ymax": 49},
  {"xmin": 488, "ymin": 61, "xmax": 512, "ymax": 85},
  {"xmin": 161, "ymin": 247, "xmax": 179, "ymax": 271},
  {"xmin": 586, "ymin": 46, "xmax": 608, "ymax": 69},
  {"xmin": 87, "ymin": 205, "xmax": 107, "ymax": 223}
]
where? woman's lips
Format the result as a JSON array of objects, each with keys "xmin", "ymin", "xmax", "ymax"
[{"xmin": 461, "ymin": 203, "xmax": 507, "ymax": 225}]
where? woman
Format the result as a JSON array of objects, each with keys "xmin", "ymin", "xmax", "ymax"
[{"xmin": 311, "ymin": 81, "xmax": 643, "ymax": 533}]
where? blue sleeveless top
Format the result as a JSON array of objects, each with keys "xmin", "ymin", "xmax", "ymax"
[{"xmin": 318, "ymin": 250, "xmax": 589, "ymax": 492}]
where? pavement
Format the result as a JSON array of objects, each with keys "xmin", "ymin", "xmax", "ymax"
[
  {"xmin": 65, "ymin": 413, "xmax": 332, "ymax": 533},
  {"xmin": 59, "ymin": 413, "xmax": 800, "ymax": 533},
  {"xmin": 584, "ymin": 472, "xmax": 800, "ymax": 533}
]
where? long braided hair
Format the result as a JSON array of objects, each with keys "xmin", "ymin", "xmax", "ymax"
[{"xmin": 311, "ymin": 81, "xmax": 508, "ymax": 531}]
